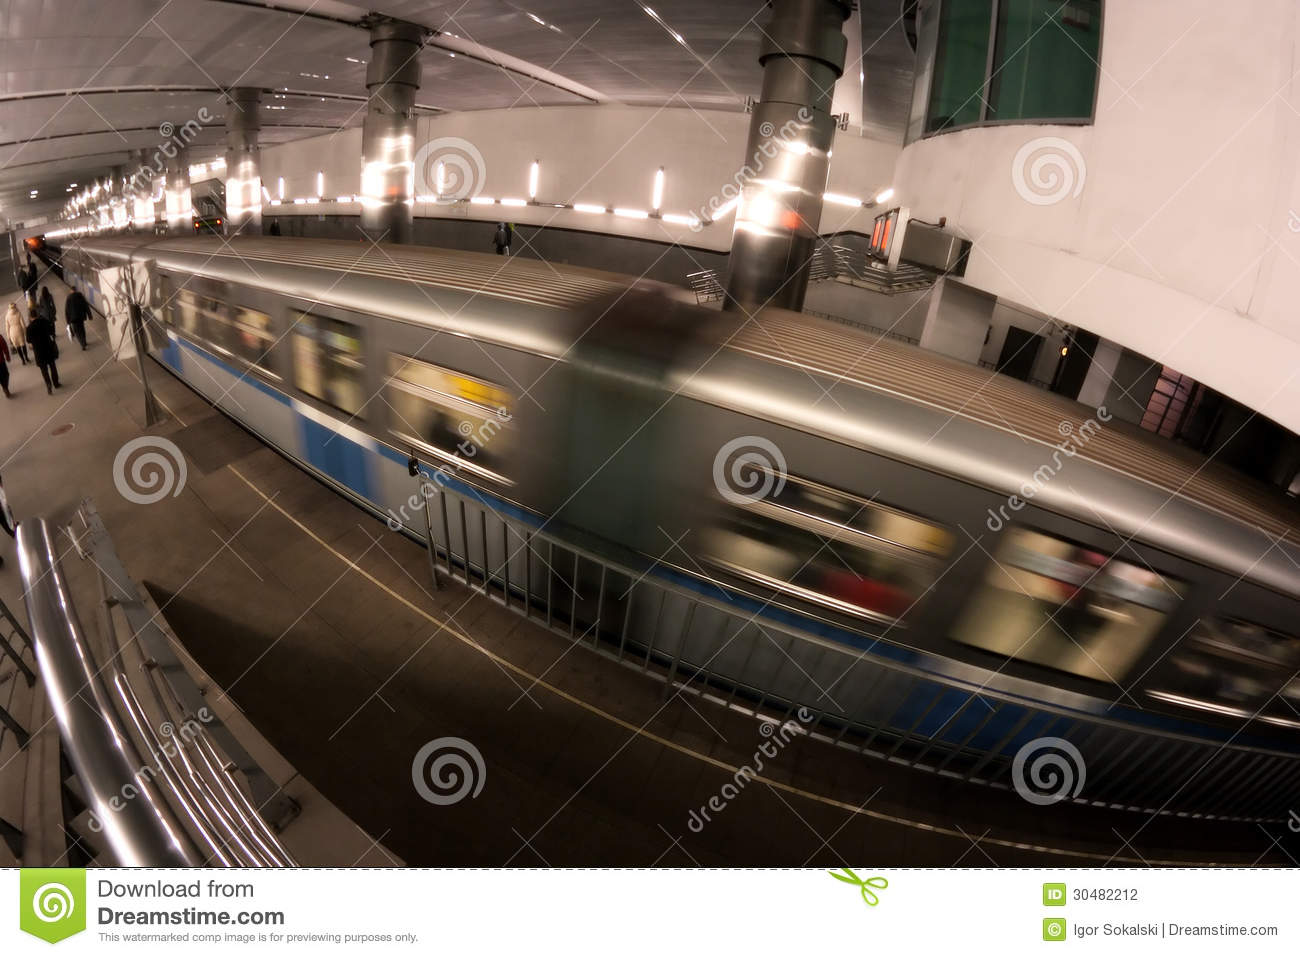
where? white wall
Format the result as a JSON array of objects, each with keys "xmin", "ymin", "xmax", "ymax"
[
  {"xmin": 260, "ymin": 105, "xmax": 900, "ymax": 254},
  {"xmin": 892, "ymin": 0, "xmax": 1300, "ymax": 434}
]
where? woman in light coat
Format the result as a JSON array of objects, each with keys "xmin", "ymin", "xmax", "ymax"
[{"xmin": 5, "ymin": 302, "xmax": 27, "ymax": 364}]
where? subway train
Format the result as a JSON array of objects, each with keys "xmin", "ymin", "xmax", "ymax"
[{"xmin": 52, "ymin": 235, "xmax": 1300, "ymax": 820}]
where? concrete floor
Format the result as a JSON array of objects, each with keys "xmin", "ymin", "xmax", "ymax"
[{"xmin": 0, "ymin": 266, "xmax": 1293, "ymax": 868}]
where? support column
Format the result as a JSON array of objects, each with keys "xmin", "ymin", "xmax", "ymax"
[
  {"xmin": 359, "ymin": 17, "xmax": 427, "ymax": 245},
  {"xmin": 131, "ymin": 148, "xmax": 155, "ymax": 232},
  {"xmin": 224, "ymin": 87, "xmax": 263, "ymax": 235},
  {"xmin": 164, "ymin": 146, "xmax": 192, "ymax": 237},
  {"xmin": 723, "ymin": 0, "xmax": 850, "ymax": 314}
]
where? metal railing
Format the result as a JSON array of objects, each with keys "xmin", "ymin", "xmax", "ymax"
[
  {"xmin": 15, "ymin": 501, "xmax": 297, "ymax": 866},
  {"xmin": 0, "ymin": 597, "xmax": 35, "ymax": 859},
  {"xmin": 687, "ymin": 246, "xmax": 937, "ymax": 306},
  {"xmin": 411, "ymin": 468, "xmax": 1300, "ymax": 823}
]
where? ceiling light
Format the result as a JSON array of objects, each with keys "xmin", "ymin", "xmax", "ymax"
[
  {"xmin": 574, "ymin": 203, "xmax": 606, "ymax": 214},
  {"xmin": 874, "ymin": 187, "xmax": 895, "ymax": 204}
]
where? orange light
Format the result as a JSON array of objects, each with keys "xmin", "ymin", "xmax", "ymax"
[{"xmin": 1060, "ymin": 345, "xmax": 1069, "ymax": 357}]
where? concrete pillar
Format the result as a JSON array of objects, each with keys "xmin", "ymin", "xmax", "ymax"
[
  {"xmin": 723, "ymin": 0, "xmax": 850, "ymax": 314},
  {"xmin": 224, "ymin": 87, "xmax": 263, "ymax": 235},
  {"xmin": 359, "ymin": 17, "xmax": 427, "ymax": 245},
  {"xmin": 164, "ymin": 146, "xmax": 192, "ymax": 237},
  {"xmin": 918, "ymin": 278, "xmax": 996, "ymax": 365},
  {"xmin": 1076, "ymin": 338, "xmax": 1123, "ymax": 409}
]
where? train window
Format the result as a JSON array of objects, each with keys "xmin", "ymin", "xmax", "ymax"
[
  {"xmin": 171, "ymin": 287, "xmax": 224, "ymax": 343},
  {"xmin": 950, "ymin": 527, "xmax": 1183, "ymax": 683},
  {"xmin": 292, "ymin": 312, "xmax": 365, "ymax": 416},
  {"xmin": 700, "ymin": 472, "xmax": 952, "ymax": 624},
  {"xmin": 1147, "ymin": 619, "xmax": 1300, "ymax": 727},
  {"xmin": 386, "ymin": 354, "xmax": 514, "ymax": 483},
  {"xmin": 206, "ymin": 305, "xmax": 276, "ymax": 375}
]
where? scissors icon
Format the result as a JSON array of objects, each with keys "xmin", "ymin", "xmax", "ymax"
[
  {"xmin": 828, "ymin": 868, "xmax": 889, "ymax": 906},
  {"xmin": 1288, "ymin": 810, "xmax": 1300, "ymax": 834}
]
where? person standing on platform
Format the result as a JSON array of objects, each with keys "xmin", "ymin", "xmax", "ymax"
[
  {"xmin": 64, "ymin": 287, "xmax": 90, "ymax": 350},
  {"xmin": 26, "ymin": 305, "xmax": 59, "ymax": 394},
  {"xmin": 0, "ymin": 330, "xmax": 11, "ymax": 398},
  {"xmin": 492, "ymin": 222, "xmax": 509, "ymax": 255},
  {"xmin": 268, "ymin": 220, "xmax": 282, "ymax": 236},
  {"xmin": 5, "ymin": 302, "xmax": 28, "ymax": 364}
]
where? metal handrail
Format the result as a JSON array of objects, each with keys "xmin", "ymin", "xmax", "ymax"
[{"xmin": 15, "ymin": 518, "xmax": 199, "ymax": 866}]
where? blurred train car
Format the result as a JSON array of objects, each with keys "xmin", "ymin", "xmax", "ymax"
[{"xmin": 54, "ymin": 235, "xmax": 1300, "ymax": 819}]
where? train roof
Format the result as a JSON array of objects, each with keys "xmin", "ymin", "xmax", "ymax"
[{"xmin": 63, "ymin": 235, "xmax": 1300, "ymax": 597}]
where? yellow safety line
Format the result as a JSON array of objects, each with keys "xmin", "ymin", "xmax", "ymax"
[{"xmin": 155, "ymin": 394, "xmax": 1233, "ymax": 867}]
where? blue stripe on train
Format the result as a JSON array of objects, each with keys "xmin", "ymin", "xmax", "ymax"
[{"xmin": 299, "ymin": 415, "xmax": 373, "ymax": 501}]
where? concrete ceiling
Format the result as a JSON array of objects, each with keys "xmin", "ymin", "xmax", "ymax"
[{"xmin": 0, "ymin": 0, "xmax": 916, "ymax": 226}]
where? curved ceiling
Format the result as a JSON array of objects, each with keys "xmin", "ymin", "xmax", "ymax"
[{"xmin": 0, "ymin": 0, "xmax": 915, "ymax": 226}]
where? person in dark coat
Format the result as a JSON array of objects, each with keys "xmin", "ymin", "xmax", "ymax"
[
  {"xmin": 0, "ymin": 331, "xmax": 11, "ymax": 398},
  {"xmin": 25, "ymin": 306, "xmax": 59, "ymax": 394},
  {"xmin": 268, "ymin": 220, "xmax": 282, "ymax": 236},
  {"xmin": 38, "ymin": 286, "xmax": 56, "ymax": 325},
  {"xmin": 492, "ymin": 222, "xmax": 509, "ymax": 255},
  {"xmin": 64, "ymin": 288, "xmax": 91, "ymax": 349}
]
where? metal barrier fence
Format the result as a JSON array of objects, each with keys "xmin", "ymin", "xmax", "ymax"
[
  {"xmin": 15, "ymin": 502, "xmax": 297, "ymax": 866},
  {"xmin": 417, "ymin": 473, "xmax": 1300, "ymax": 823}
]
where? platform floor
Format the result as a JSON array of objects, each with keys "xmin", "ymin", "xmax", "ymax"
[{"xmin": 0, "ymin": 268, "xmax": 1293, "ymax": 868}]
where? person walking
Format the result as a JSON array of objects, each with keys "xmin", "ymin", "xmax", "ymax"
[
  {"xmin": 64, "ymin": 287, "xmax": 91, "ymax": 350},
  {"xmin": 0, "ymin": 472, "xmax": 14, "ymax": 570},
  {"xmin": 26, "ymin": 305, "xmax": 59, "ymax": 394},
  {"xmin": 38, "ymin": 285, "xmax": 56, "ymax": 325},
  {"xmin": 5, "ymin": 302, "xmax": 28, "ymax": 364},
  {"xmin": 0, "ymin": 330, "xmax": 11, "ymax": 398}
]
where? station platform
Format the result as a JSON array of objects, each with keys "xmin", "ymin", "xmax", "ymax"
[{"xmin": 0, "ymin": 269, "xmax": 1292, "ymax": 868}]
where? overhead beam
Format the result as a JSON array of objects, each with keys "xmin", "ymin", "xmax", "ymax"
[
  {"xmin": 0, "ymin": 86, "xmax": 442, "ymax": 113},
  {"xmin": 205, "ymin": 0, "xmax": 610, "ymax": 104}
]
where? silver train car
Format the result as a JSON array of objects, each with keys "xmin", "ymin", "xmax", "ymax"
[{"xmin": 54, "ymin": 235, "xmax": 1300, "ymax": 821}]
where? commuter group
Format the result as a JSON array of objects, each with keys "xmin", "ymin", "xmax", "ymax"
[{"xmin": 2, "ymin": 255, "xmax": 93, "ymax": 399}]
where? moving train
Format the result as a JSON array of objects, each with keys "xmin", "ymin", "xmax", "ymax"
[{"xmin": 51, "ymin": 234, "xmax": 1300, "ymax": 815}]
